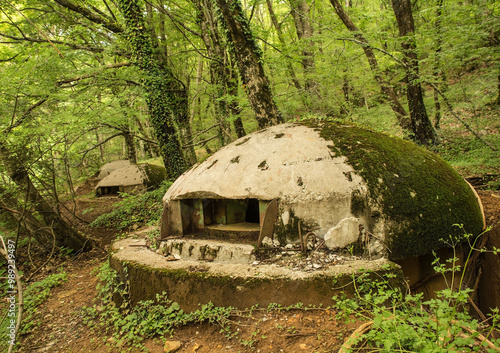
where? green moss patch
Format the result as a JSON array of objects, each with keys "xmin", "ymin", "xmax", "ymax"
[{"xmin": 301, "ymin": 120, "xmax": 484, "ymax": 259}]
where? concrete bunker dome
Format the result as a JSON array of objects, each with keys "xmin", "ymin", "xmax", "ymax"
[
  {"xmin": 162, "ymin": 121, "xmax": 484, "ymax": 260},
  {"xmin": 96, "ymin": 163, "xmax": 167, "ymax": 196}
]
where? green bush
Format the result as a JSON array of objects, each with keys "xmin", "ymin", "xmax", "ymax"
[
  {"xmin": 82, "ymin": 262, "xmax": 234, "ymax": 349},
  {"xmin": 334, "ymin": 227, "xmax": 500, "ymax": 352},
  {"xmin": 90, "ymin": 181, "xmax": 172, "ymax": 230}
]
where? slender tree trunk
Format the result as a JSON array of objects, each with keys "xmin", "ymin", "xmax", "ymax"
[
  {"xmin": 123, "ymin": 128, "xmax": 137, "ymax": 164},
  {"xmin": 330, "ymin": 0, "xmax": 411, "ymax": 131},
  {"xmin": 265, "ymin": 0, "xmax": 302, "ymax": 91},
  {"xmin": 228, "ymin": 60, "xmax": 246, "ymax": 137},
  {"xmin": 215, "ymin": 0, "xmax": 283, "ymax": 128},
  {"xmin": 433, "ymin": 0, "xmax": 445, "ymax": 129},
  {"xmin": 391, "ymin": 0, "xmax": 437, "ymax": 144},
  {"xmin": 193, "ymin": 0, "xmax": 232, "ymax": 146},
  {"xmin": 0, "ymin": 142, "xmax": 92, "ymax": 252},
  {"xmin": 289, "ymin": 0, "xmax": 319, "ymax": 96},
  {"xmin": 117, "ymin": 0, "xmax": 186, "ymax": 178}
]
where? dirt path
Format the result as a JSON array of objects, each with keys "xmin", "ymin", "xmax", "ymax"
[{"xmin": 17, "ymin": 190, "xmax": 500, "ymax": 353}]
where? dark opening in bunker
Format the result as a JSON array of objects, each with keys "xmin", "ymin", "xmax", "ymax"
[
  {"xmin": 96, "ymin": 186, "xmax": 120, "ymax": 196},
  {"xmin": 172, "ymin": 198, "xmax": 271, "ymax": 240}
]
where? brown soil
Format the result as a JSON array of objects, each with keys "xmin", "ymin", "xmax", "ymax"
[{"xmin": 13, "ymin": 187, "xmax": 500, "ymax": 353}]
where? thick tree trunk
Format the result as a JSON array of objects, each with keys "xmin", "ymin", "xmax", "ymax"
[
  {"xmin": 391, "ymin": 0, "xmax": 437, "ymax": 144},
  {"xmin": 215, "ymin": 0, "xmax": 283, "ymax": 128},
  {"xmin": 117, "ymin": 0, "xmax": 187, "ymax": 178},
  {"xmin": 123, "ymin": 128, "xmax": 137, "ymax": 164},
  {"xmin": 330, "ymin": 0, "xmax": 411, "ymax": 131},
  {"xmin": 0, "ymin": 142, "xmax": 92, "ymax": 252}
]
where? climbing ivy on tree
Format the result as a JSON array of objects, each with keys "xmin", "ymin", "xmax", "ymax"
[{"xmin": 117, "ymin": 0, "xmax": 187, "ymax": 179}]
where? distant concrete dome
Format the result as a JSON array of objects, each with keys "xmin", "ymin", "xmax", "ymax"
[
  {"xmin": 97, "ymin": 160, "xmax": 132, "ymax": 180},
  {"xmin": 162, "ymin": 121, "xmax": 484, "ymax": 260},
  {"xmin": 96, "ymin": 163, "xmax": 167, "ymax": 196}
]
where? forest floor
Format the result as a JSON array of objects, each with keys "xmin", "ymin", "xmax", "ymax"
[{"xmin": 13, "ymin": 182, "xmax": 500, "ymax": 353}]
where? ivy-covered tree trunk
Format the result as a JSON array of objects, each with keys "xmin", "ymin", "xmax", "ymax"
[
  {"xmin": 117, "ymin": 0, "xmax": 187, "ymax": 178},
  {"xmin": 391, "ymin": 0, "xmax": 437, "ymax": 145},
  {"xmin": 330, "ymin": 0, "xmax": 411, "ymax": 132},
  {"xmin": 215, "ymin": 0, "xmax": 283, "ymax": 129},
  {"xmin": 0, "ymin": 142, "xmax": 92, "ymax": 252}
]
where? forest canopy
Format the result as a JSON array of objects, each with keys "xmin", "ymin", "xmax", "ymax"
[{"xmin": 0, "ymin": 0, "xmax": 499, "ymax": 250}]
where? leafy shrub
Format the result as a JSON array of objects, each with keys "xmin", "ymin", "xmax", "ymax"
[
  {"xmin": 334, "ymin": 227, "xmax": 500, "ymax": 352},
  {"xmin": 82, "ymin": 262, "xmax": 234, "ymax": 348},
  {"xmin": 90, "ymin": 181, "xmax": 172, "ymax": 230}
]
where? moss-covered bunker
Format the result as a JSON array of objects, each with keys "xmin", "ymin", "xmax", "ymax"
[{"xmin": 162, "ymin": 121, "xmax": 484, "ymax": 260}]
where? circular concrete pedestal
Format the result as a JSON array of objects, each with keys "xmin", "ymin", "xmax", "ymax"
[{"xmin": 110, "ymin": 237, "xmax": 403, "ymax": 312}]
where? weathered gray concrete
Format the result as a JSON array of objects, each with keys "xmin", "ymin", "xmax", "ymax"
[
  {"xmin": 96, "ymin": 163, "xmax": 167, "ymax": 196},
  {"xmin": 162, "ymin": 121, "xmax": 485, "ymax": 260},
  {"xmin": 97, "ymin": 160, "xmax": 131, "ymax": 180},
  {"xmin": 110, "ymin": 237, "xmax": 403, "ymax": 312},
  {"xmin": 163, "ymin": 123, "xmax": 370, "ymax": 251},
  {"xmin": 159, "ymin": 238, "xmax": 256, "ymax": 263}
]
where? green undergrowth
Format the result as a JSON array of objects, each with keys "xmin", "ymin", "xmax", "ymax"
[
  {"xmin": 82, "ymin": 226, "xmax": 500, "ymax": 352},
  {"xmin": 82, "ymin": 262, "xmax": 326, "ymax": 351},
  {"xmin": 333, "ymin": 227, "xmax": 500, "ymax": 352},
  {"xmin": 90, "ymin": 181, "xmax": 172, "ymax": 230},
  {"xmin": 21, "ymin": 271, "xmax": 68, "ymax": 334},
  {"xmin": 82, "ymin": 262, "xmax": 234, "ymax": 350},
  {"xmin": 0, "ymin": 271, "xmax": 68, "ymax": 351}
]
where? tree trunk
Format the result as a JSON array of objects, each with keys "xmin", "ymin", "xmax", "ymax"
[
  {"xmin": 330, "ymin": 0, "xmax": 411, "ymax": 131},
  {"xmin": 265, "ymin": 0, "xmax": 302, "ymax": 91},
  {"xmin": 193, "ymin": 0, "xmax": 232, "ymax": 146},
  {"xmin": 433, "ymin": 0, "xmax": 445, "ymax": 129},
  {"xmin": 289, "ymin": 0, "xmax": 319, "ymax": 96},
  {"xmin": 0, "ymin": 142, "xmax": 92, "ymax": 252},
  {"xmin": 391, "ymin": 0, "xmax": 437, "ymax": 144},
  {"xmin": 215, "ymin": 0, "xmax": 283, "ymax": 128},
  {"xmin": 117, "ymin": 0, "xmax": 187, "ymax": 178},
  {"xmin": 0, "ymin": 186, "xmax": 54, "ymax": 251},
  {"xmin": 228, "ymin": 60, "xmax": 246, "ymax": 138},
  {"xmin": 123, "ymin": 128, "xmax": 137, "ymax": 164}
]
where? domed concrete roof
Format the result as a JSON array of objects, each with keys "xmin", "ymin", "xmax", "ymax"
[
  {"xmin": 97, "ymin": 163, "xmax": 167, "ymax": 195},
  {"xmin": 163, "ymin": 121, "xmax": 484, "ymax": 260},
  {"xmin": 97, "ymin": 160, "xmax": 131, "ymax": 180}
]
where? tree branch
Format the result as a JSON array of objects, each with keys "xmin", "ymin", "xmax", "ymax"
[
  {"xmin": 4, "ymin": 97, "xmax": 48, "ymax": 134},
  {"xmin": 56, "ymin": 62, "xmax": 132, "ymax": 86},
  {"xmin": 53, "ymin": 0, "xmax": 124, "ymax": 33},
  {"xmin": 0, "ymin": 33, "xmax": 105, "ymax": 53},
  {"xmin": 428, "ymin": 82, "xmax": 497, "ymax": 151}
]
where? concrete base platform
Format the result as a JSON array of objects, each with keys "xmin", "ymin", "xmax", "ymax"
[{"xmin": 110, "ymin": 237, "xmax": 404, "ymax": 312}]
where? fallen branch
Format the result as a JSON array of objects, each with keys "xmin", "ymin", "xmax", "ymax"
[{"xmin": 338, "ymin": 320, "xmax": 373, "ymax": 353}]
